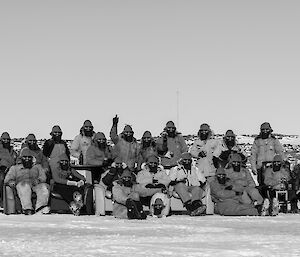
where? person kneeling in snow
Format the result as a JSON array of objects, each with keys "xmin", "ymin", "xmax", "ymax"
[
  {"xmin": 51, "ymin": 153, "xmax": 88, "ymax": 216},
  {"xmin": 4, "ymin": 148, "xmax": 50, "ymax": 215},
  {"xmin": 169, "ymin": 152, "xmax": 207, "ymax": 216},
  {"xmin": 136, "ymin": 155, "xmax": 171, "ymax": 218},
  {"xmin": 224, "ymin": 153, "xmax": 264, "ymax": 209},
  {"xmin": 210, "ymin": 167, "xmax": 259, "ymax": 216},
  {"xmin": 112, "ymin": 168, "xmax": 146, "ymax": 219}
]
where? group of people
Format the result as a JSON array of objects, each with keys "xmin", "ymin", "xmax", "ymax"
[{"xmin": 0, "ymin": 116, "xmax": 299, "ymax": 219}]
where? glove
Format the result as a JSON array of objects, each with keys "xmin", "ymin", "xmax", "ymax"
[
  {"xmin": 145, "ymin": 184, "xmax": 156, "ymax": 188},
  {"xmin": 198, "ymin": 151, "xmax": 206, "ymax": 158},
  {"xmin": 112, "ymin": 115, "xmax": 119, "ymax": 125},
  {"xmin": 225, "ymin": 185, "xmax": 233, "ymax": 190},
  {"xmin": 161, "ymin": 131, "xmax": 168, "ymax": 139},
  {"xmin": 155, "ymin": 183, "xmax": 166, "ymax": 189},
  {"xmin": 102, "ymin": 158, "xmax": 113, "ymax": 167},
  {"xmin": 32, "ymin": 179, "xmax": 40, "ymax": 186},
  {"xmin": 77, "ymin": 180, "xmax": 85, "ymax": 187},
  {"xmin": 67, "ymin": 180, "xmax": 78, "ymax": 186}
]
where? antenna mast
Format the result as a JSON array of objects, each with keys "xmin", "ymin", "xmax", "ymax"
[{"xmin": 176, "ymin": 90, "xmax": 179, "ymax": 129}]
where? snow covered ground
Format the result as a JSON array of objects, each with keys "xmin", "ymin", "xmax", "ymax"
[{"xmin": 0, "ymin": 213, "xmax": 300, "ymax": 257}]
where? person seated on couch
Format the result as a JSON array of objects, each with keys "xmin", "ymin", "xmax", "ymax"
[
  {"xmin": 4, "ymin": 148, "xmax": 50, "ymax": 215},
  {"xmin": 51, "ymin": 153, "xmax": 88, "ymax": 216}
]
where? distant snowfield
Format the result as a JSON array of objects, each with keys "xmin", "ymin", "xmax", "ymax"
[
  {"xmin": 236, "ymin": 135, "xmax": 300, "ymax": 146},
  {"xmin": 1, "ymin": 214, "xmax": 300, "ymax": 257}
]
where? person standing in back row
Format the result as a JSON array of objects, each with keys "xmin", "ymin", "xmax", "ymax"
[
  {"xmin": 250, "ymin": 122, "xmax": 285, "ymax": 187},
  {"xmin": 43, "ymin": 125, "xmax": 70, "ymax": 172},
  {"xmin": 156, "ymin": 121, "xmax": 188, "ymax": 170},
  {"xmin": 71, "ymin": 120, "xmax": 95, "ymax": 165},
  {"xmin": 190, "ymin": 123, "xmax": 220, "ymax": 182},
  {"xmin": 110, "ymin": 115, "xmax": 139, "ymax": 172}
]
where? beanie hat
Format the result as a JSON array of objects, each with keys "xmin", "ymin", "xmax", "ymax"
[
  {"xmin": 94, "ymin": 132, "xmax": 106, "ymax": 140},
  {"xmin": 142, "ymin": 131, "xmax": 152, "ymax": 138},
  {"xmin": 229, "ymin": 153, "xmax": 242, "ymax": 163},
  {"xmin": 20, "ymin": 148, "xmax": 33, "ymax": 157},
  {"xmin": 200, "ymin": 123, "xmax": 210, "ymax": 131},
  {"xmin": 216, "ymin": 167, "xmax": 226, "ymax": 175},
  {"xmin": 154, "ymin": 198, "xmax": 164, "ymax": 206},
  {"xmin": 59, "ymin": 153, "xmax": 69, "ymax": 162},
  {"xmin": 181, "ymin": 152, "xmax": 192, "ymax": 160},
  {"xmin": 166, "ymin": 121, "xmax": 176, "ymax": 128},
  {"xmin": 120, "ymin": 168, "xmax": 133, "ymax": 179},
  {"xmin": 1, "ymin": 132, "xmax": 10, "ymax": 140},
  {"xmin": 26, "ymin": 134, "xmax": 36, "ymax": 141},
  {"xmin": 273, "ymin": 154, "xmax": 283, "ymax": 163},
  {"xmin": 123, "ymin": 125, "xmax": 133, "ymax": 133},
  {"xmin": 260, "ymin": 122, "xmax": 272, "ymax": 131},
  {"xmin": 147, "ymin": 155, "xmax": 159, "ymax": 164},
  {"xmin": 51, "ymin": 125, "xmax": 62, "ymax": 133},
  {"xmin": 83, "ymin": 120, "xmax": 93, "ymax": 127},
  {"xmin": 225, "ymin": 130, "xmax": 235, "ymax": 137}
]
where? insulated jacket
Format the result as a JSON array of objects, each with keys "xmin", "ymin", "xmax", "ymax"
[
  {"xmin": 43, "ymin": 139, "xmax": 70, "ymax": 159},
  {"xmin": 225, "ymin": 167, "xmax": 256, "ymax": 192},
  {"xmin": 110, "ymin": 125, "xmax": 139, "ymax": 170},
  {"xmin": 85, "ymin": 140, "xmax": 113, "ymax": 166},
  {"xmin": 250, "ymin": 135, "xmax": 285, "ymax": 171},
  {"xmin": 71, "ymin": 134, "xmax": 93, "ymax": 164},
  {"xmin": 264, "ymin": 167, "xmax": 291, "ymax": 190},
  {"xmin": 190, "ymin": 138, "xmax": 220, "ymax": 177},
  {"xmin": 0, "ymin": 145, "xmax": 17, "ymax": 169},
  {"xmin": 4, "ymin": 164, "xmax": 46, "ymax": 186},
  {"xmin": 210, "ymin": 177, "xmax": 258, "ymax": 216},
  {"xmin": 51, "ymin": 166, "xmax": 86, "ymax": 185},
  {"xmin": 169, "ymin": 164, "xmax": 206, "ymax": 187},
  {"xmin": 156, "ymin": 134, "xmax": 188, "ymax": 167}
]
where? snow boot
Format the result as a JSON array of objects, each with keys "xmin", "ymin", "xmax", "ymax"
[
  {"xmin": 69, "ymin": 201, "xmax": 81, "ymax": 216},
  {"xmin": 260, "ymin": 198, "xmax": 270, "ymax": 216},
  {"xmin": 73, "ymin": 191, "xmax": 83, "ymax": 207},
  {"xmin": 183, "ymin": 200, "xmax": 193, "ymax": 215},
  {"xmin": 190, "ymin": 200, "xmax": 206, "ymax": 216},
  {"xmin": 126, "ymin": 199, "xmax": 146, "ymax": 220},
  {"xmin": 35, "ymin": 205, "xmax": 50, "ymax": 215},
  {"xmin": 23, "ymin": 209, "xmax": 34, "ymax": 215},
  {"xmin": 270, "ymin": 198, "xmax": 279, "ymax": 216}
]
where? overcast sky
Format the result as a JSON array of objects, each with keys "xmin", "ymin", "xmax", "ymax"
[{"xmin": 0, "ymin": 1, "xmax": 299, "ymax": 139}]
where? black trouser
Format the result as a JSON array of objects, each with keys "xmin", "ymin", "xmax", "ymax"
[
  {"xmin": 89, "ymin": 167, "xmax": 105, "ymax": 183},
  {"xmin": 52, "ymin": 183, "xmax": 84, "ymax": 204}
]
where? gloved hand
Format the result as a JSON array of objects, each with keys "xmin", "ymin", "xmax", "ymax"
[
  {"xmin": 112, "ymin": 115, "xmax": 119, "ymax": 125},
  {"xmin": 225, "ymin": 185, "xmax": 233, "ymax": 190},
  {"xmin": 67, "ymin": 180, "xmax": 78, "ymax": 187},
  {"xmin": 155, "ymin": 183, "xmax": 166, "ymax": 189},
  {"xmin": 0, "ymin": 165, "xmax": 7, "ymax": 173},
  {"xmin": 32, "ymin": 179, "xmax": 40, "ymax": 186},
  {"xmin": 198, "ymin": 151, "xmax": 206, "ymax": 158},
  {"xmin": 8, "ymin": 181, "xmax": 16, "ymax": 187},
  {"xmin": 145, "ymin": 184, "xmax": 156, "ymax": 188},
  {"xmin": 77, "ymin": 180, "xmax": 85, "ymax": 187},
  {"xmin": 161, "ymin": 131, "xmax": 168, "ymax": 139}
]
